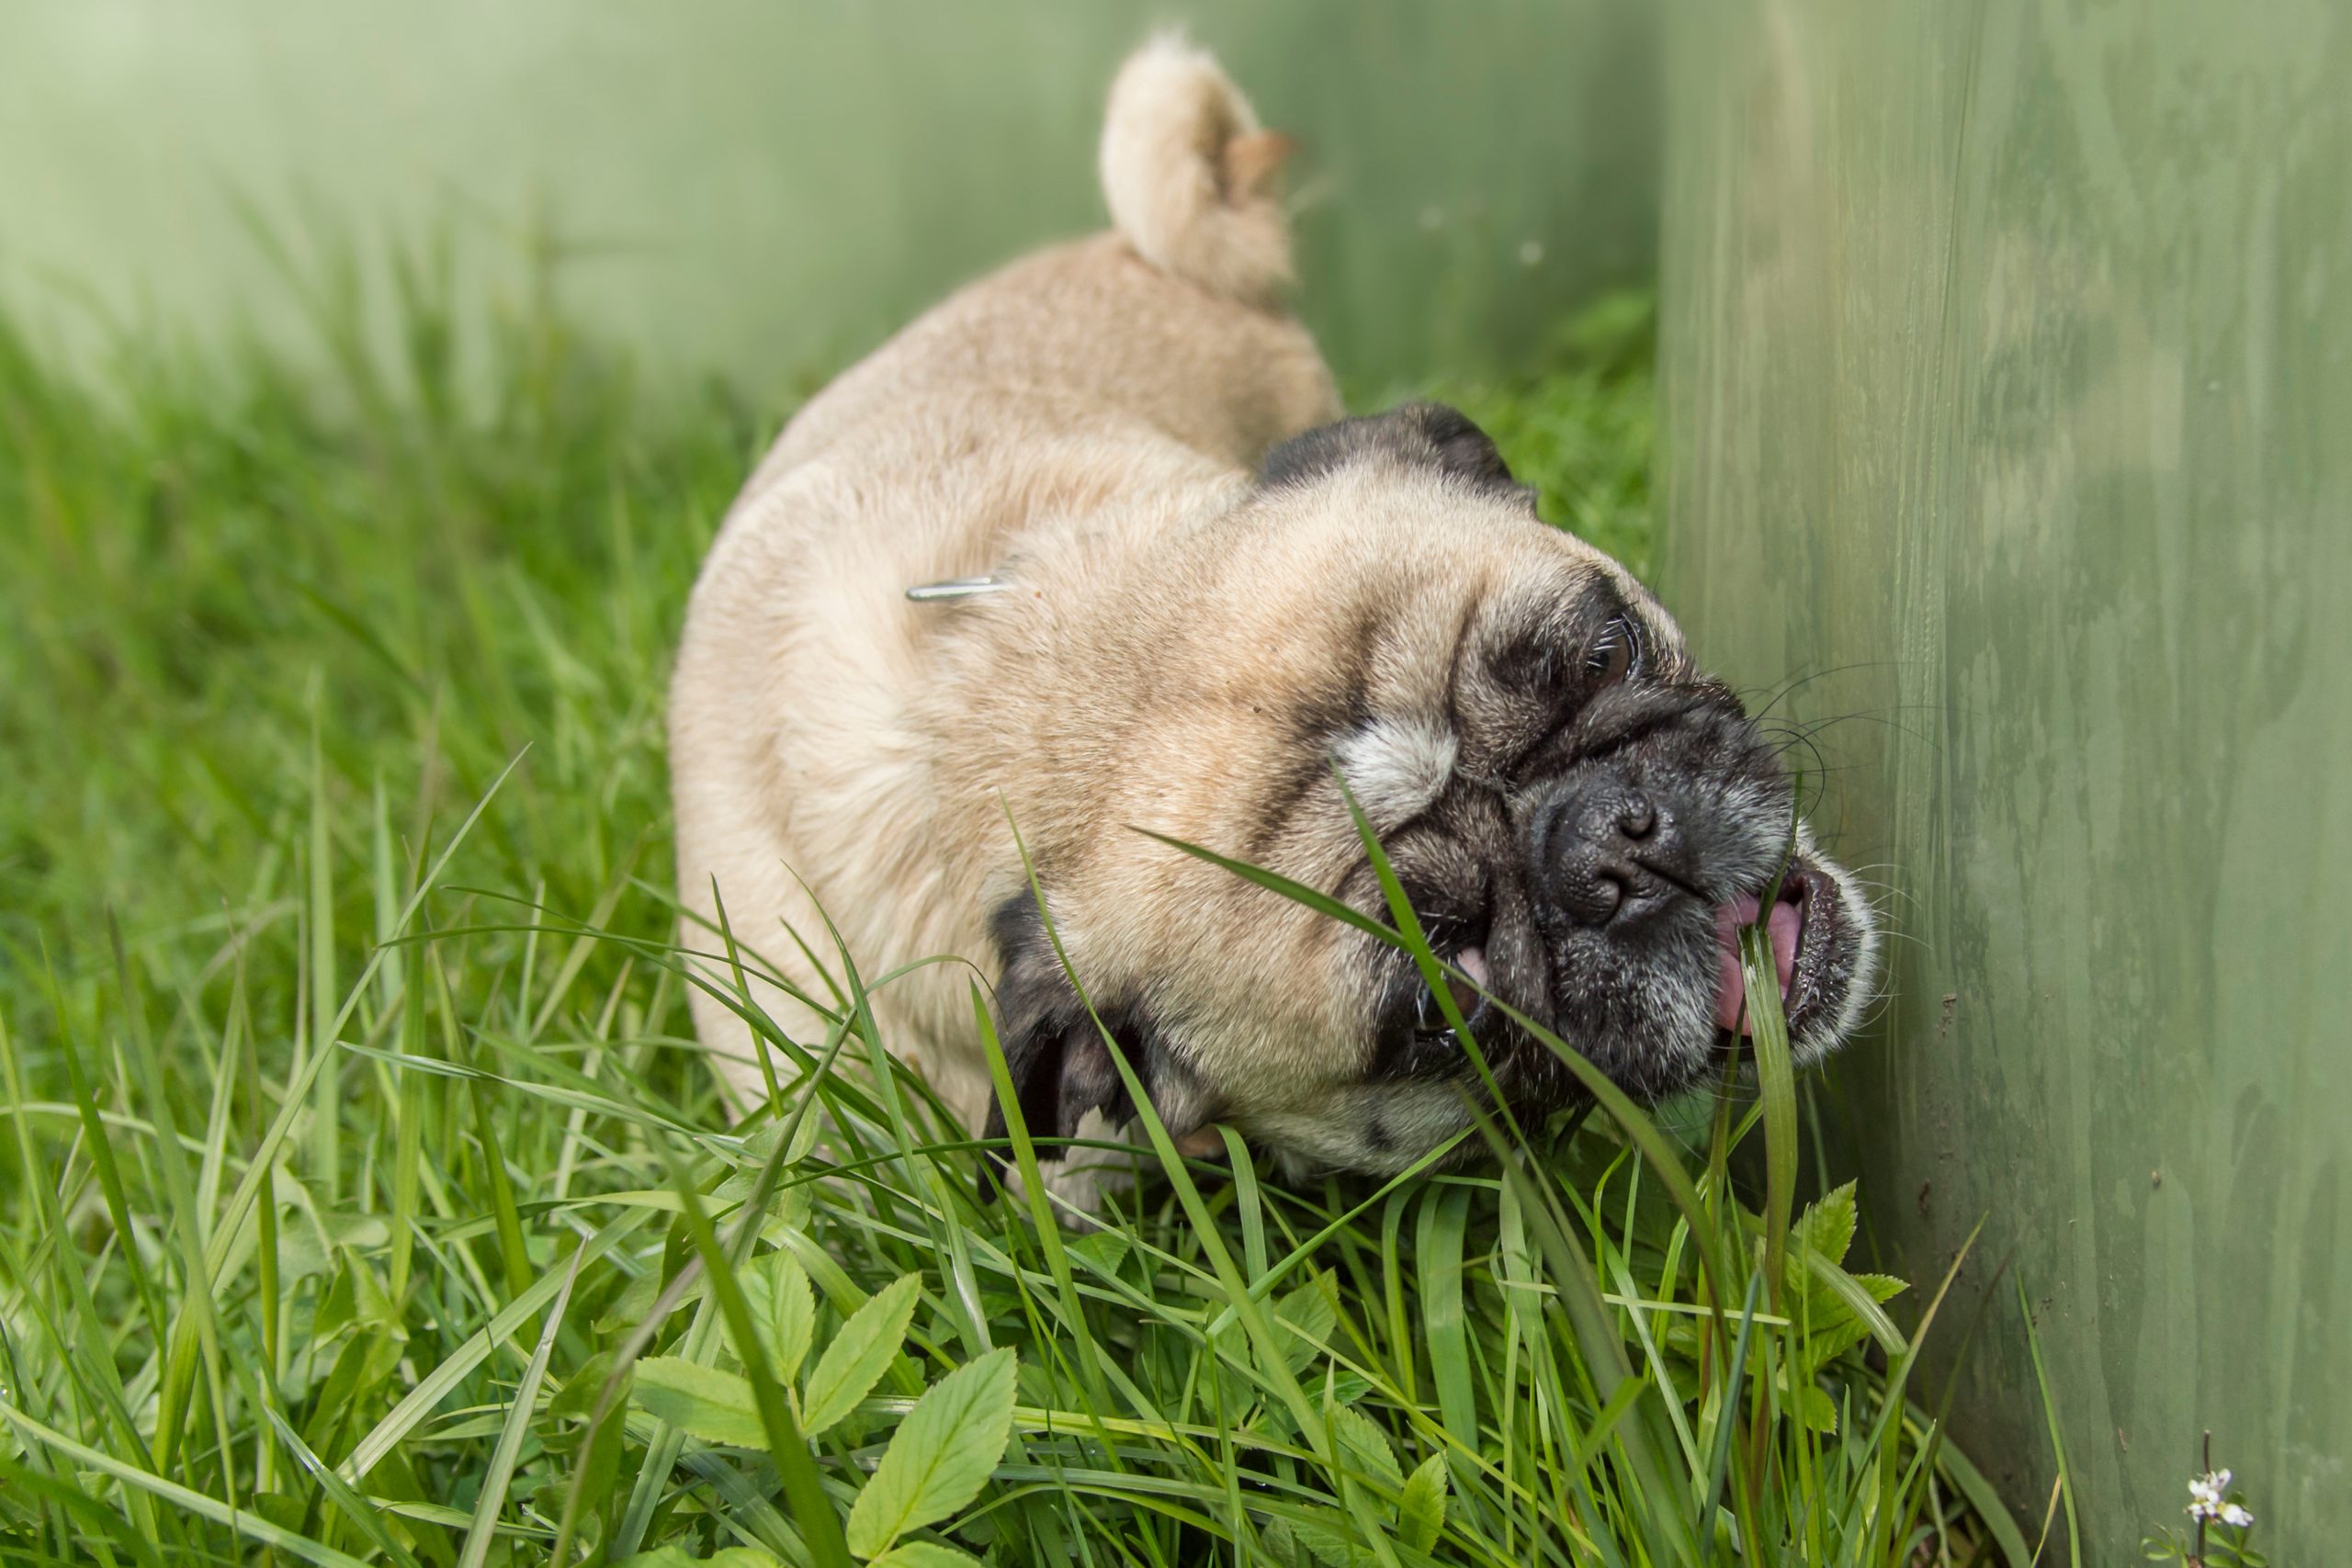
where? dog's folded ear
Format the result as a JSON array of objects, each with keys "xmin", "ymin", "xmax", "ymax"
[
  {"xmin": 1259, "ymin": 400, "xmax": 1536, "ymax": 510},
  {"xmin": 981, "ymin": 893, "xmax": 1208, "ymax": 1174}
]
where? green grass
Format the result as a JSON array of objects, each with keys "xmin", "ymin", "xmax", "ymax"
[{"xmin": 0, "ymin": 259, "xmax": 2016, "ymax": 1567}]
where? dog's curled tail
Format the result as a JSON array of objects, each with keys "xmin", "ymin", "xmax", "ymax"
[{"xmin": 1099, "ymin": 35, "xmax": 1295, "ymax": 310}]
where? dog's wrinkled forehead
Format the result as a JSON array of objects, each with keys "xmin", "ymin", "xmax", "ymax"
[{"xmin": 1250, "ymin": 401, "xmax": 1689, "ymax": 749}]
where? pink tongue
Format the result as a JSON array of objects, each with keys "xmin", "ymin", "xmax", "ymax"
[{"xmin": 1713, "ymin": 897, "xmax": 1801, "ymax": 1033}]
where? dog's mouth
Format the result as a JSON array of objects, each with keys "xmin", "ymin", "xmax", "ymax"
[{"xmin": 1710, "ymin": 859, "xmax": 1842, "ymax": 1041}]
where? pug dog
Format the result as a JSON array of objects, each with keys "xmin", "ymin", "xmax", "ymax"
[{"xmin": 668, "ymin": 36, "xmax": 1878, "ymax": 1202}]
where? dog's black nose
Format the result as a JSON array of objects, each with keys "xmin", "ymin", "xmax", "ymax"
[{"xmin": 1532, "ymin": 773, "xmax": 1693, "ymax": 928}]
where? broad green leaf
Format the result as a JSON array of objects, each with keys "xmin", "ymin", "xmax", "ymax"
[
  {"xmin": 1269, "ymin": 1273, "xmax": 1337, "ymax": 1374},
  {"xmin": 1397, "ymin": 1453, "xmax": 1448, "ymax": 1553},
  {"xmin": 630, "ymin": 1358, "xmax": 765, "ymax": 1450},
  {"xmin": 596, "ymin": 1261, "xmax": 705, "ymax": 1336},
  {"xmin": 1794, "ymin": 1381, "xmax": 1839, "ymax": 1433},
  {"xmin": 1284, "ymin": 1506, "xmax": 1378, "ymax": 1568},
  {"xmin": 548, "ymin": 1349, "xmax": 624, "ymax": 1423},
  {"xmin": 1792, "ymin": 1180, "xmax": 1859, "ymax": 1267},
  {"xmin": 707, "ymin": 1551, "xmax": 785, "ymax": 1568},
  {"xmin": 800, "ymin": 1272, "xmax": 922, "ymax": 1437},
  {"xmin": 612, "ymin": 1549, "xmax": 695, "ymax": 1568},
  {"xmin": 570, "ymin": 1394, "xmax": 628, "ymax": 1534},
  {"xmin": 866, "ymin": 1545, "xmax": 987, "ymax": 1568},
  {"xmin": 1774, "ymin": 1354, "xmax": 1842, "ymax": 1432},
  {"xmin": 1327, "ymin": 1404, "xmax": 1401, "ymax": 1492},
  {"xmin": 1803, "ymin": 1312, "xmax": 1872, "ymax": 1371},
  {"xmin": 1066, "ymin": 1230, "xmax": 1131, "ymax": 1275},
  {"xmin": 1206, "ymin": 1321, "xmax": 1262, "ymax": 1424},
  {"xmin": 739, "ymin": 1250, "xmax": 816, "ymax": 1383},
  {"xmin": 842, "ymin": 1348, "xmax": 1018, "ymax": 1557}
]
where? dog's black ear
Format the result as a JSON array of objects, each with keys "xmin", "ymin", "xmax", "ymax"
[
  {"xmin": 1260, "ymin": 401, "xmax": 1534, "ymax": 508},
  {"xmin": 980, "ymin": 893, "xmax": 1206, "ymax": 1176}
]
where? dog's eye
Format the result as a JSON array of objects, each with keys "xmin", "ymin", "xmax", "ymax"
[
  {"xmin": 1586, "ymin": 615, "xmax": 1639, "ymax": 686},
  {"xmin": 1413, "ymin": 969, "xmax": 1487, "ymax": 1042}
]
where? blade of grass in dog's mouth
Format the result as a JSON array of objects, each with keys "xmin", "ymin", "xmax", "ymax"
[{"xmin": 1714, "ymin": 892, "xmax": 1800, "ymax": 1032}]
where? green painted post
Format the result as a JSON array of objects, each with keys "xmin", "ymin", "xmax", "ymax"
[{"xmin": 1658, "ymin": 3, "xmax": 2351, "ymax": 1558}]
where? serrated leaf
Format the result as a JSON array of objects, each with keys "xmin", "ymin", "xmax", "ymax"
[
  {"xmin": 867, "ymin": 1544, "xmax": 988, "ymax": 1568},
  {"xmin": 739, "ymin": 1249, "xmax": 816, "ymax": 1383},
  {"xmin": 1397, "ymin": 1452, "xmax": 1448, "ymax": 1553},
  {"xmin": 1798, "ymin": 1270, "xmax": 1908, "ymax": 1368},
  {"xmin": 842, "ymin": 1347, "xmax": 1018, "ymax": 1557},
  {"xmin": 629, "ymin": 1358, "xmax": 766, "ymax": 1449},
  {"xmin": 1850, "ymin": 1271, "xmax": 1907, "ymax": 1303},
  {"xmin": 1804, "ymin": 1312, "xmax": 1876, "ymax": 1369},
  {"xmin": 1792, "ymin": 1180, "xmax": 1858, "ymax": 1267},
  {"xmin": 801, "ymin": 1271, "xmax": 922, "ymax": 1436},
  {"xmin": 1794, "ymin": 1380, "xmax": 1838, "ymax": 1433},
  {"xmin": 1286, "ymin": 1506, "xmax": 1378, "ymax": 1567},
  {"xmin": 1327, "ymin": 1404, "xmax": 1401, "ymax": 1492}
]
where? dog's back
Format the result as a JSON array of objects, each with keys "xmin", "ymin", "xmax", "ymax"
[{"xmin": 669, "ymin": 37, "xmax": 1340, "ymax": 1120}]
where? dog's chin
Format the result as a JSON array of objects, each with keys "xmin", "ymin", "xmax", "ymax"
[
  {"xmin": 1245, "ymin": 1083, "xmax": 1487, "ymax": 1179},
  {"xmin": 1701, "ymin": 847, "xmax": 1880, "ymax": 1075}
]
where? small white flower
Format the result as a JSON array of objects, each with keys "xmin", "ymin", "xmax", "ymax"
[{"xmin": 2184, "ymin": 1469, "xmax": 2252, "ymax": 1528}]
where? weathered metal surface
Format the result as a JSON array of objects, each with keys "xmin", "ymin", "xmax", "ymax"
[{"xmin": 1659, "ymin": 3, "xmax": 2350, "ymax": 1557}]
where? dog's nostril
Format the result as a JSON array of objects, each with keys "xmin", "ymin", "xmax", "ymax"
[
  {"xmin": 1618, "ymin": 801, "xmax": 1657, "ymax": 840},
  {"xmin": 1560, "ymin": 866, "xmax": 1628, "ymax": 926},
  {"xmin": 1595, "ymin": 872, "xmax": 1626, "ymax": 920}
]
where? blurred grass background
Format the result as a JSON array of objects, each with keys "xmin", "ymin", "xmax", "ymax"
[{"xmin": 0, "ymin": 2, "xmax": 1655, "ymax": 394}]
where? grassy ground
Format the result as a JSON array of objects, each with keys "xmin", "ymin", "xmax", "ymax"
[{"xmin": 0, "ymin": 266, "xmax": 2018, "ymax": 1566}]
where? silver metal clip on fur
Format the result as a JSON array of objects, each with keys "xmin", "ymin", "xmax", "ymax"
[{"xmin": 905, "ymin": 576, "xmax": 1012, "ymax": 603}]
